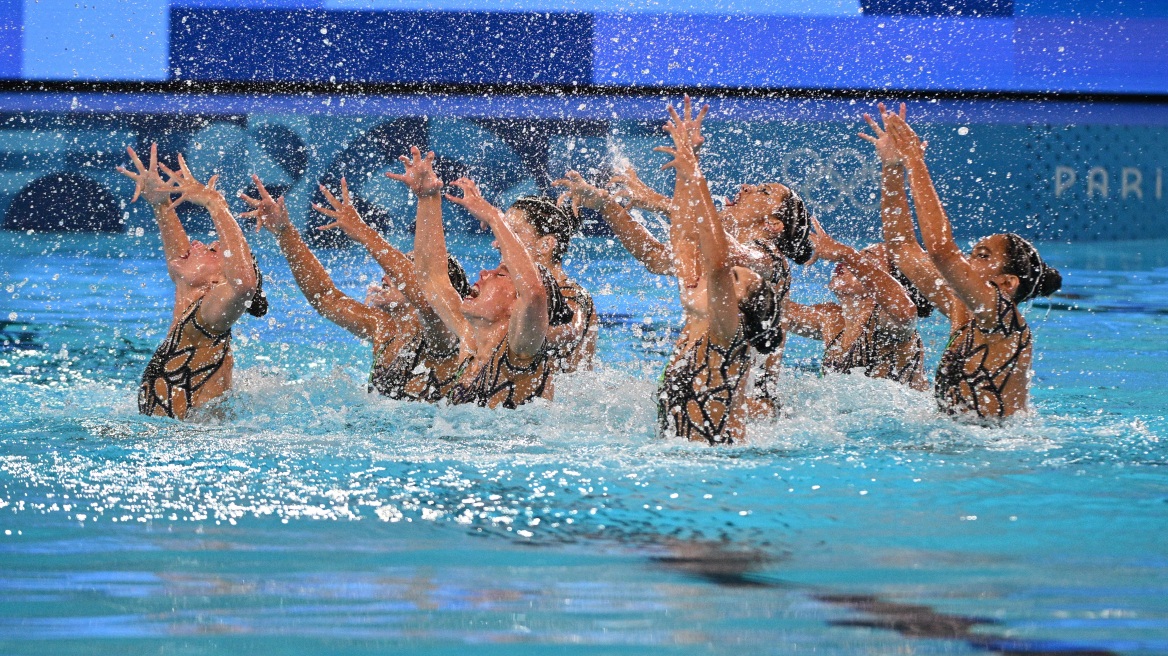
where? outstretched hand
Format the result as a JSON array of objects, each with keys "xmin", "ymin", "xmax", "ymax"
[
  {"xmin": 160, "ymin": 153, "xmax": 223, "ymax": 209},
  {"xmin": 117, "ymin": 143, "xmax": 178, "ymax": 206},
  {"xmin": 445, "ymin": 177, "xmax": 503, "ymax": 229},
  {"xmin": 655, "ymin": 104, "xmax": 701, "ymax": 181},
  {"xmin": 240, "ymin": 175, "xmax": 292, "ymax": 235},
  {"xmin": 311, "ymin": 177, "xmax": 372, "ymax": 237},
  {"xmin": 879, "ymin": 106, "xmax": 927, "ymax": 163},
  {"xmin": 679, "ymin": 94, "xmax": 709, "ymax": 153},
  {"xmin": 552, "ymin": 170, "xmax": 610, "ymax": 216},
  {"xmin": 386, "ymin": 146, "xmax": 443, "ymax": 198},
  {"xmin": 610, "ymin": 166, "xmax": 672, "ymax": 214}
]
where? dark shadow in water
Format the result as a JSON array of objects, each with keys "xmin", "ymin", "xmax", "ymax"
[{"xmin": 648, "ymin": 541, "xmax": 1117, "ymax": 656}]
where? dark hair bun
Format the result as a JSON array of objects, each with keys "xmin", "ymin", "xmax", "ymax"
[{"xmin": 1036, "ymin": 264, "xmax": 1062, "ymax": 298}]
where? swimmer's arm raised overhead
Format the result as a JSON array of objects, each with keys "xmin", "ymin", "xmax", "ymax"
[
  {"xmin": 448, "ymin": 178, "xmax": 550, "ymax": 361},
  {"xmin": 553, "ymin": 170, "xmax": 674, "ymax": 276},
  {"xmin": 390, "ymin": 147, "xmax": 476, "ymax": 353},
  {"xmin": 313, "ymin": 176, "xmax": 456, "ymax": 350},
  {"xmin": 117, "ymin": 144, "xmax": 189, "ymax": 277},
  {"xmin": 883, "ymin": 111, "xmax": 994, "ymax": 320},
  {"xmin": 810, "ymin": 217, "xmax": 917, "ymax": 327},
  {"xmin": 862, "ymin": 104, "xmax": 960, "ymax": 320},
  {"xmin": 243, "ymin": 178, "xmax": 383, "ymax": 342},
  {"xmin": 662, "ymin": 105, "xmax": 738, "ymax": 344},
  {"xmin": 165, "ymin": 155, "xmax": 258, "ymax": 333}
]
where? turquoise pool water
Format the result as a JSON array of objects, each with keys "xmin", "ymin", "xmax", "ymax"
[{"xmin": 1, "ymin": 231, "xmax": 1165, "ymax": 654}]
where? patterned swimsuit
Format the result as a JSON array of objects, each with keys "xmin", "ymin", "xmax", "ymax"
[
  {"xmin": 447, "ymin": 336, "xmax": 554, "ymax": 409},
  {"xmin": 658, "ymin": 326, "xmax": 753, "ymax": 445},
  {"xmin": 369, "ymin": 331, "xmax": 462, "ymax": 403},
  {"xmin": 822, "ymin": 308, "xmax": 926, "ymax": 387},
  {"xmin": 139, "ymin": 297, "xmax": 231, "ymax": 419},
  {"xmin": 934, "ymin": 285, "xmax": 1032, "ymax": 419},
  {"xmin": 548, "ymin": 278, "xmax": 597, "ymax": 373}
]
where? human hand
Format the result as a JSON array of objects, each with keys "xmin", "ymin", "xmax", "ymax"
[
  {"xmin": 808, "ymin": 216, "xmax": 848, "ymax": 263},
  {"xmin": 552, "ymin": 170, "xmax": 610, "ymax": 215},
  {"xmin": 679, "ymin": 94, "xmax": 709, "ymax": 153},
  {"xmin": 161, "ymin": 153, "xmax": 223, "ymax": 209},
  {"xmin": 445, "ymin": 177, "xmax": 503, "ymax": 228},
  {"xmin": 385, "ymin": 146, "xmax": 443, "ymax": 198},
  {"xmin": 880, "ymin": 109, "xmax": 927, "ymax": 164},
  {"xmin": 610, "ymin": 166, "xmax": 671, "ymax": 213},
  {"xmin": 655, "ymin": 105, "xmax": 701, "ymax": 181},
  {"xmin": 240, "ymin": 175, "xmax": 292, "ymax": 235},
  {"xmin": 117, "ymin": 143, "xmax": 178, "ymax": 206},
  {"xmin": 311, "ymin": 177, "xmax": 372, "ymax": 238}
]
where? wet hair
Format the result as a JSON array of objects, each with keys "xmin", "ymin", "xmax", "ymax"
[
  {"xmin": 245, "ymin": 254, "xmax": 269, "ymax": 318},
  {"xmin": 888, "ymin": 260, "xmax": 934, "ymax": 318},
  {"xmin": 537, "ymin": 264, "xmax": 575, "ymax": 327},
  {"xmin": 768, "ymin": 189, "xmax": 814, "ymax": 265},
  {"xmin": 1001, "ymin": 233, "xmax": 1062, "ymax": 303},
  {"xmin": 739, "ymin": 281, "xmax": 782, "ymax": 354},
  {"xmin": 446, "ymin": 255, "xmax": 473, "ymax": 299},
  {"xmin": 511, "ymin": 196, "xmax": 580, "ymax": 263}
]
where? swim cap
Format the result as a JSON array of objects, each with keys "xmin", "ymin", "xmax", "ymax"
[
  {"xmin": 246, "ymin": 254, "xmax": 269, "ymax": 318},
  {"xmin": 538, "ymin": 264, "xmax": 575, "ymax": 327}
]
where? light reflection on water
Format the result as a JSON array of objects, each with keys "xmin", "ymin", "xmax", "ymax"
[{"xmin": 1, "ymin": 233, "xmax": 1166, "ymax": 654}]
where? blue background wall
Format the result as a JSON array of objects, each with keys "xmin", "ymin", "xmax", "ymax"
[
  {"xmin": 0, "ymin": 92, "xmax": 1164, "ymax": 243},
  {"xmin": 4, "ymin": 0, "xmax": 1168, "ymax": 93}
]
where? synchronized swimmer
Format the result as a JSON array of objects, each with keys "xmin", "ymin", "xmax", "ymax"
[{"xmin": 119, "ymin": 99, "xmax": 1062, "ymax": 440}]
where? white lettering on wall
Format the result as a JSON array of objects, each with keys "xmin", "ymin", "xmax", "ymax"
[
  {"xmin": 1122, "ymin": 167, "xmax": 1143, "ymax": 199},
  {"xmin": 1054, "ymin": 166, "xmax": 1076, "ymax": 197},
  {"xmin": 1087, "ymin": 167, "xmax": 1109, "ymax": 198}
]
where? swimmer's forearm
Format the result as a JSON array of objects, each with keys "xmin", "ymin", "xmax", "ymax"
[
  {"xmin": 151, "ymin": 199, "xmax": 191, "ymax": 262},
  {"xmin": 599, "ymin": 201, "xmax": 674, "ymax": 276},
  {"xmin": 275, "ymin": 223, "xmax": 341, "ymax": 307},
  {"xmin": 206, "ymin": 197, "xmax": 257, "ymax": 294},
  {"xmin": 840, "ymin": 248, "xmax": 916, "ymax": 325}
]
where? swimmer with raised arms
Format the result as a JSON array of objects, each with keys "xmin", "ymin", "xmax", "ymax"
[
  {"xmin": 654, "ymin": 106, "xmax": 782, "ymax": 444},
  {"xmin": 390, "ymin": 147, "xmax": 569, "ymax": 409},
  {"xmin": 244, "ymin": 176, "xmax": 468, "ymax": 402},
  {"xmin": 868, "ymin": 104, "xmax": 1062, "ymax": 419},
  {"xmin": 119, "ymin": 146, "xmax": 266, "ymax": 420}
]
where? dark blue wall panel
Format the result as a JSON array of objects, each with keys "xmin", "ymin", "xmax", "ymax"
[
  {"xmin": 862, "ymin": 0, "xmax": 1013, "ymax": 17},
  {"xmin": 170, "ymin": 9, "xmax": 593, "ymax": 85}
]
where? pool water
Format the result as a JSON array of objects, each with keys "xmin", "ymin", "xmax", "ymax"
[{"xmin": 1, "ymin": 231, "xmax": 1166, "ymax": 655}]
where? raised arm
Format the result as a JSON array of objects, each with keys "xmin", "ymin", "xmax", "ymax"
[
  {"xmin": 861, "ymin": 104, "xmax": 960, "ymax": 319},
  {"xmin": 388, "ymin": 147, "xmax": 475, "ymax": 353},
  {"xmin": 659, "ymin": 106, "xmax": 738, "ymax": 344},
  {"xmin": 552, "ymin": 170, "xmax": 674, "ymax": 276},
  {"xmin": 312, "ymin": 176, "xmax": 456, "ymax": 350},
  {"xmin": 809, "ymin": 218, "xmax": 917, "ymax": 327},
  {"xmin": 165, "ymin": 155, "xmax": 257, "ymax": 333},
  {"xmin": 117, "ymin": 144, "xmax": 189, "ymax": 277},
  {"xmin": 241, "ymin": 179, "xmax": 384, "ymax": 342},
  {"xmin": 447, "ymin": 178, "xmax": 549, "ymax": 360},
  {"xmin": 883, "ymin": 112, "xmax": 997, "ymax": 319}
]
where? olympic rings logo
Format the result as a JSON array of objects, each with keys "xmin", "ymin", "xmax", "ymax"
[{"xmin": 780, "ymin": 147, "xmax": 880, "ymax": 215}]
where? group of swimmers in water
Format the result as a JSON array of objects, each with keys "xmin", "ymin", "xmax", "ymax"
[{"xmin": 118, "ymin": 99, "xmax": 1062, "ymax": 443}]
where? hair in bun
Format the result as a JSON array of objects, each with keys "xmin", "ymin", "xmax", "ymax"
[{"xmin": 1002, "ymin": 233, "xmax": 1062, "ymax": 302}]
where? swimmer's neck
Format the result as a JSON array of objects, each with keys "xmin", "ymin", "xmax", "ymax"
[{"xmin": 464, "ymin": 314, "xmax": 511, "ymax": 360}]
